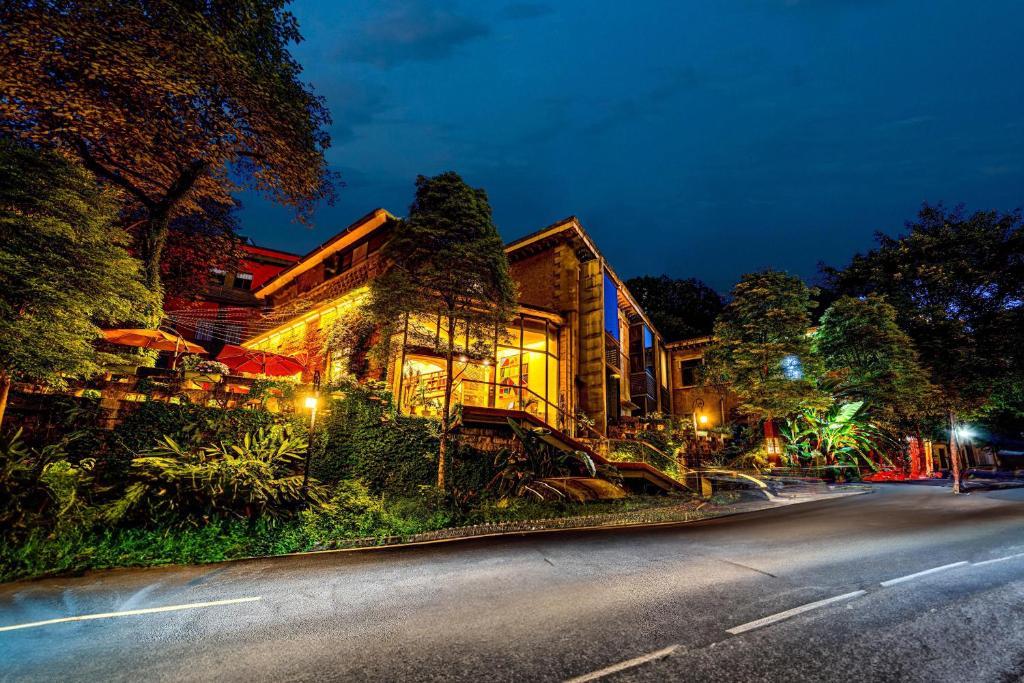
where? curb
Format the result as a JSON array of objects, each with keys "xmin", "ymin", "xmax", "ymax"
[{"xmin": 257, "ymin": 487, "xmax": 871, "ymax": 561}]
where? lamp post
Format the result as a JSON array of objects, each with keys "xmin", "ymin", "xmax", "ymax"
[{"xmin": 301, "ymin": 393, "xmax": 318, "ymax": 496}]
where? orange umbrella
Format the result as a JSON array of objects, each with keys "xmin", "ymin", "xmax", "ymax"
[
  {"xmin": 102, "ymin": 329, "xmax": 206, "ymax": 355},
  {"xmin": 216, "ymin": 345, "xmax": 305, "ymax": 376}
]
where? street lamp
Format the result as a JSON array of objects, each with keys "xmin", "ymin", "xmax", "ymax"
[
  {"xmin": 699, "ymin": 413, "xmax": 709, "ymax": 425},
  {"xmin": 302, "ymin": 393, "xmax": 319, "ymax": 495}
]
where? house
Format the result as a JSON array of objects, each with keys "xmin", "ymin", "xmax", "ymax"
[
  {"xmin": 166, "ymin": 242, "xmax": 301, "ymax": 354},
  {"xmin": 243, "ymin": 210, "xmax": 674, "ymax": 441}
]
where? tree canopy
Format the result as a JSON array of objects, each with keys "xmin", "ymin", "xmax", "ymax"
[
  {"xmin": 0, "ymin": 140, "xmax": 153, "ymax": 424},
  {"xmin": 0, "ymin": 0, "xmax": 334, "ymax": 295},
  {"xmin": 815, "ymin": 295, "xmax": 935, "ymax": 431},
  {"xmin": 368, "ymin": 172, "xmax": 518, "ymax": 488},
  {"xmin": 624, "ymin": 275, "xmax": 724, "ymax": 342},
  {"xmin": 703, "ymin": 270, "xmax": 829, "ymax": 422},
  {"xmin": 826, "ymin": 204, "xmax": 1024, "ymax": 414}
]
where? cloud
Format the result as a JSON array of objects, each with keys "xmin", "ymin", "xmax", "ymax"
[
  {"xmin": 339, "ymin": 1, "xmax": 489, "ymax": 68},
  {"xmin": 317, "ymin": 78, "xmax": 393, "ymax": 145},
  {"xmin": 502, "ymin": 2, "xmax": 553, "ymax": 20}
]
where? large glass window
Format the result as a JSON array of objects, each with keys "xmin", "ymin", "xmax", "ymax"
[
  {"xmin": 399, "ymin": 314, "xmax": 560, "ymax": 425},
  {"xmin": 604, "ymin": 272, "xmax": 619, "ymax": 341}
]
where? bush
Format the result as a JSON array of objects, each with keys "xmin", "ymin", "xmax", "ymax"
[
  {"xmin": 109, "ymin": 426, "xmax": 320, "ymax": 526},
  {"xmin": 104, "ymin": 401, "xmax": 286, "ymax": 478},
  {"xmin": 313, "ymin": 384, "xmax": 439, "ymax": 495}
]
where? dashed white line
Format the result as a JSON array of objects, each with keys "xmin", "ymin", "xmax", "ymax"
[
  {"xmin": 564, "ymin": 645, "xmax": 679, "ymax": 682},
  {"xmin": 972, "ymin": 552, "xmax": 1024, "ymax": 567},
  {"xmin": 879, "ymin": 562, "xmax": 969, "ymax": 587},
  {"xmin": 725, "ymin": 590, "xmax": 866, "ymax": 635},
  {"xmin": 0, "ymin": 596, "xmax": 262, "ymax": 633}
]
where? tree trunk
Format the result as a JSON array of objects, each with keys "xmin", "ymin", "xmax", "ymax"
[
  {"xmin": 0, "ymin": 372, "xmax": 10, "ymax": 428},
  {"xmin": 948, "ymin": 409, "xmax": 963, "ymax": 494},
  {"xmin": 438, "ymin": 319, "xmax": 456, "ymax": 490},
  {"xmin": 138, "ymin": 211, "xmax": 170, "ymax": 296}
]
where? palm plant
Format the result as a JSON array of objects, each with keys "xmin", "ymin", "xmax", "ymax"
[{"xmin": 780, "ymin": 400, "xmax": 894, "ymax": 471}]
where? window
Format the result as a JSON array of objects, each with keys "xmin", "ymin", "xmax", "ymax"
[
  {"xmin": 681, "ymin": 359, "xmax": 701, "ymax": 388},
  {"xmin": 603, "ymin": 272, "xmax": 619, "ymax": 341},
  {"xmin": 233, "ymin": 272, "xmax": 254, "ymax": 290},
  {"xmin": 209, "ymin": 269, "xmax": 226, "ymax": 286}
]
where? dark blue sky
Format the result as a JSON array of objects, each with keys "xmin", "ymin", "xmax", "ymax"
[{"xmin": 238, "ymin": 0, "xmax": 1024, "ymax": 292}]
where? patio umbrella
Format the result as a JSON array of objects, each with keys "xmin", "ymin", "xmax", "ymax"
[
  {"xmin": 101, "ymin": 329, "xmax": 206, "ymax": 355},
  {"xmin": 216, "ymin": 345, "xmax": 305, "ymax": 376}
]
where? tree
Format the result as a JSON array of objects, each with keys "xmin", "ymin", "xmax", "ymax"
[
  {"xmin": 815, "ymin": 295, "xmax": 935, "ymax": 434},
  {"xmin": 624, "ymin": 275, "xmax": 724, "ymax": 342},
  {"xmin": 0, "ymin": 0, "xmax": 333, "ymax": 300},
  {"xmin": 0, "ymin": 140, "xmax": 153, "ymax": 425},
  {"xmin": 159, "ymin": 202, "xmax": 246, "ymax": 306},
  {"xmin": 368, "ymin": 173, "xmax": 518, "ymax": 489},
  {"xmin": 703, "ymin": 270, "xmax": 830, "ymax": 424},
  {"xmin": 826, "ymin": 204, "xmax": 1024, "ymax": 492}
]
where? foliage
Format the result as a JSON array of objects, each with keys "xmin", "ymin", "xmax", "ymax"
[
  {"xmin": 624, "ymin": 275, "xmax": 725, "ymax": 342},
  {"xmin": 779, "ymin": 400, "xmax": 894, "ymax": 470},
  {"xmin": 105, "ymin": 401, "xmax": 286, "ymax": 478},
  {"xmin": 313, "ymin": 382, "xmax": 440, "ymax": 496},
  {"xmin": 703, "ymin": 270, "xmax": 830, "ymax": 421},
  {"xmin": 826, "ymin": 203, "xmax": 1024, "ymax": 490},
  {"xmin": 488, "ymin": 418, "xmax": 597, "ymax": 500},
  {"xmin": 815, "ymin": 295, "xmax": 935, "ymax": 431},
  {"xmin": 827, "ymin": 204, "xmax": 1024, "ymax": 413},
  {"xmin": 0, "ymin": 140, "xmax": 153, "ymax": 423},
  {"xmin": 160, "ymin": 201, "xmax": 247, "ymax": 303},
  {"xmin": 192, "ymin": 360, "xmax": 230, "ymax": 375},
  {"xmin": 0, "ymin": 0, "xmax": 334, "ymax": 293},
  {"xmin": 0, "ymin": 428, "xmax": 97, "ymax": 545},
  {"xmin": 111, "ymin": 426, "xmax": 318, "ymax": 526},
  {"xmin": 368, "ymin": 172, "xmax": 518, "ymax": 488},
  {"xmin": 323, "ymin": 305, "xmax": 376, "ymax": 380}
]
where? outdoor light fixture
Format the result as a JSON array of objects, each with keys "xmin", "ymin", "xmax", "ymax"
[
  {"xmin": 699, "ymin": 414, "xmax": 709, "ymax": 425},
  {"xmin": 304, "ymin": 395, "xmax": 318, "ymax": 410},
  {"xmin": 955, "ymin": 426, "xmax": 974, "ymax": 440}
]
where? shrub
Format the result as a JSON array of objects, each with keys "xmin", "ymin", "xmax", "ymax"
[
  {"xmin": 313, "ymin": 383, "xmax": 439, "ymax": 495},
  {"xmin": 110, "ymin": 426, "xmax": 321, "ymax": 526},
  {"xmin": 104, "ymin": 401, "xmax": 285, "ymax": 478}
]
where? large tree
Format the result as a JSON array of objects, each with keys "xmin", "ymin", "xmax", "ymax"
[
  {"xmin": 368, "ymin": 172, "xmax": 518, "ymax": 489},
  {"xmin": 703, "ymin": 270, "xmax": 830, "ymax": 424},
  {"xmin": 827, "ymin": 204, "xmax": 1024, "ymax": 492},
  {"xmin": 624, "ymin": 275, "xmax": 724, "ymax": 342},
  {"xmin": 0, "ymin": 140, "xmax": 152, "ymax": 425},
  {"xmin": 0, "ymin": 0, "xmax": 333, "ymax": 300},
  {"xmin": 815, "ymin": 295, "xmax": 935, "ymax": 439}
]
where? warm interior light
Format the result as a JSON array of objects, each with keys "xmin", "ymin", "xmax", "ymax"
[
  {"xmin": 304, "ymin": 396, "xmax": 318, "ymax": 410},
  {"xmin": 699, "ymin": 414, "xmax": 709, "ymax": 424}
]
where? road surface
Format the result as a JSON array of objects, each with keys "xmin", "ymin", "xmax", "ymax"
[{"xmin": 2, "ymin": 484, "xmax": 1023, "ymax": 682}]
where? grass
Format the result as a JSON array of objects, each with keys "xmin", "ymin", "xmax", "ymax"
[{"xmin": 0, "ymin": 494, "xmax": 695, "ymax": 584}]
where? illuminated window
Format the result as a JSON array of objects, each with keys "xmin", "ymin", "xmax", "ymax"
[{"xmin": 233, "ymin": 272, "xmax": 254, "ymax": 290}]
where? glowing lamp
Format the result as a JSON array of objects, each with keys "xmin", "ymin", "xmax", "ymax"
[
  {"xmin": 304, "ymin": 396, "xmax": 319, "ymax": 410},
  {"xmin": 699, "ymin": 414, "xmax": 709, "ymax": 425}
]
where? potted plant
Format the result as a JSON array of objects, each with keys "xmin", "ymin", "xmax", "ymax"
[{"xmin": 182, "ymin": 356, "xmax": 229, "ymax": 384}]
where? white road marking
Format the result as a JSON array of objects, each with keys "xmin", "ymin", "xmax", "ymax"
[
  {"xmin": 564, "ymin": 645, "xmax": 679, "ymax": 682},
  {"xmin": 879, "ymin": 562, "xmax": 969, "ymax": 587},
  {"xmin": 725, "ymin": 590, "xmax": 866, "ymax": 635},
  {"xmin": 972, "ymin": 552, "xmax": 1024, "ymax": 567},
  {"xmin": 0, "ymin": 596, "xmax": 262, "ymax": 633}
]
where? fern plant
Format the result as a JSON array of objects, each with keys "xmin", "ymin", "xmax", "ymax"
[{"xmin": 112, "ymin": 426, "xmax": 323, "ymax": 526}]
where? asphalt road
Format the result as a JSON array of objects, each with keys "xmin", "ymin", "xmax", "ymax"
[{"xmin": 2, "ymin": 484, "xmax": 1023, "ymax": 682}]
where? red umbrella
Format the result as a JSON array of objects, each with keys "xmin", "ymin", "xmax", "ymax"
[{"xmin": 216, "ymin": 345, "xmax": 305, "ymax": 377}]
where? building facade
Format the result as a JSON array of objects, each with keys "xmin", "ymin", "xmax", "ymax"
[{"xmin": 242, "ymin": 210, "xmax": 673, "ymax": 439}]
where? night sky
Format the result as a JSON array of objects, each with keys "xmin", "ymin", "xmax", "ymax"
[{"xmin": 238, "ymin": 0, "xmax": 1024, "ymax": 292}]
